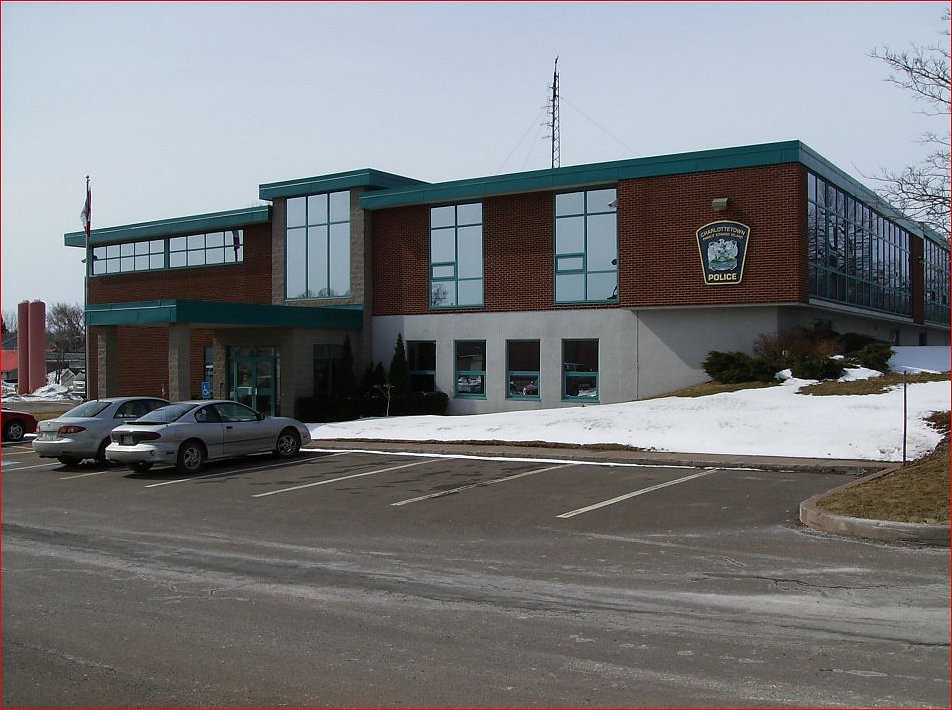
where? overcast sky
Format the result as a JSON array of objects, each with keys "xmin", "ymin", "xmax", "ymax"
[{"xmin": 1, "ymin": 1, "xmax": 947, "ymax": 311}]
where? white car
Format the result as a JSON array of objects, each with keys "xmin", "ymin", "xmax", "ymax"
[
  {"xmin": 33, "ymin": 397, "xmax": 169, "ymax": 466},
  {"xmin": 106, "ymin": 399, "xmax": 312, "ymax": 474}
]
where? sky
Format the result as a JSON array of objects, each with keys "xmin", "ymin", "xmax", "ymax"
[{"xmin": 1, "ymin": 1, "xmax": 948, "ymax": 312}]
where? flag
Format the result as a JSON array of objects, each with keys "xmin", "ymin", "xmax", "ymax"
[
  {"xmin": 232, "ymin": 230, "xmax": 240, "ymax": 259},
  {"xmin": 80, "ymin": 176, "xmax": 91, "ymax": 242}
]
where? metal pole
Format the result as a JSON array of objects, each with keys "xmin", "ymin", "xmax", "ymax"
[
  {"xmin": 902, "ymin": 371, "xmax": 908, "ymax": 465},
  {"xmin": 83, "ymin": 175, "xmax": 90, "ymax": 401}
]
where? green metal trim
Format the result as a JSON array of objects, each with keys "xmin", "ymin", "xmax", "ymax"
[
  {"xmin": 259, "ymin": 169, "xmax": 426, "ymax": 201},
  {"xmin": 65, "ymin": 206, "xmax": 272, "ymax": 248},
  {"xmin": 361, "ymin": 141, "xmax": 803, "ymax": 210},
  {"xmin": 85, "ymin": 299, "xmax": 363, "ymax": 329}
]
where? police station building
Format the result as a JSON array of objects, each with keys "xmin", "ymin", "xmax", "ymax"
[{"xmin": 67, "ymin": 140, "xmax": 951, "ymax": 417}]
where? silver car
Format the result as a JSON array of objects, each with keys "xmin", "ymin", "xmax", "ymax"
[
  {"xmin": 106, "ymin": 399, "xmax": 312, "ymax": 474},
  {"xmin": 33, "ymin": 397, "xmax": 169, "ymax": 466}
]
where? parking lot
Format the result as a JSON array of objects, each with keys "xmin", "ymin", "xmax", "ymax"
[{"xmin": 3, "ymin": 439, "xmax": 949, "ymax": 707}]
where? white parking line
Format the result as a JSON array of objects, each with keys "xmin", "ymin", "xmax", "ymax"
[
  {"xmin": 60, "ymin": 470, "xmax": 116, "ymax": 480},
  {"xmin": 2, "ymin": 461, "xmax": 60, "ymax": 471},
  {"xmin": 557, "ymin": 469, "xmax": 721, "ymax": 518},
  {"xmin": 143, "ymin": 455, "xmax": 333, "ymax": 488},
  {"xmin": 252, "ymin": 458, "xmax": 438, "ymax": 498},
  {"xmin": 391, "ymin": 463, "xmax": 575, "ymax": 507}
]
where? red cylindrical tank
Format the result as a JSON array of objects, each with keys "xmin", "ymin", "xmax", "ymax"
[
  {"xmin": 28, "ymin": 300, "xmax": 46, "ymax": 394},
  {"xmin": 16, "ymin": 301, "xmax": 30, "ymax": 393}
]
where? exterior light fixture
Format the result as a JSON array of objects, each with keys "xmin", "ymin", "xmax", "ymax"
[{"xmin": 711, "ymin": 197, "xmax": 729, "ymax": 211}]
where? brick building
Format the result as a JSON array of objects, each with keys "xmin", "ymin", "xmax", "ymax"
[{"xmin": 66, "ymin": 141, "xmax": 950, "ymax": 417}]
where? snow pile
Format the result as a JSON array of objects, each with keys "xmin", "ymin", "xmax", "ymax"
[
  {"xmin": 889, "ymin": 346, "xmax": 950, "ymax": 374},
  {"xmin": 309, "ymin": 351, "xmax": 951, "ymax": 462},
  {"xmin": 2, "ymin": 382, "xmax": 80, "ymax": 402}
]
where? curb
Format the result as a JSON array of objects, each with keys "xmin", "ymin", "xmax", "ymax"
[{"xmin": 799, "ymin": 465, "xmax": 950, "ymax": 546}]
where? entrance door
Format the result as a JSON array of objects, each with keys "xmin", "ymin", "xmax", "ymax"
[{"xmin": 229, "ymin": 350, "xmax": 277, "ymax": 416}]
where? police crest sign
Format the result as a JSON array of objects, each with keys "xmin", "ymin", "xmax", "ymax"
[{"xmin": 695, "ymin": 220, "xmax": 750, "ymax": 285}]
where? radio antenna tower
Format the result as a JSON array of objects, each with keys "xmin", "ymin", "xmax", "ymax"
[{"xmin": 546, "ymin": 56, "xmax": 560, "ymax": 169}]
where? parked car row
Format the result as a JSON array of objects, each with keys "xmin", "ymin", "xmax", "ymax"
[{"xmin": 23, "ymin": 397, "xmax": 311, "ymax": 474}]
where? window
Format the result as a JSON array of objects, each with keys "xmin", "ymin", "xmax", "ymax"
[
  {"xmin": 430, "ymin": 203, "xmax": 483, "ymax": 308},
  {"xmin": 454, "ymin": 340, "xmax": 486, "ymax": 398},
  {"xmin": 91, "ymin": 239, "xmax": 165, "ymax": 275},
  {"xmin": 170, "ymin": 231, "xmax": 243, "ymax": 268},
  {"xmin": 214, "ymin": 401, "xmax": 259, "ymax": 422},
  {"xmin": 408, "ymin": 341, "xmax": 437, "ymax": 392},
  {"xmin": 506, "ymin": 340, "xmax": 540, "ymax": 399},
  {"xmin": 287, "ymin": 191, "xmax": 351, "ymax": 299},
  {"xmin": 554, "ymin": 188, "xmax": 618, "ymax": 303},
  {"xmin": 313, "ymin": 344, "xmax": 343, "ymax": 397},
  {"xmin": 203, "ymin": 346, "xmax": 214, "ymax": 390},
  {"xmin": 923, "ymin": 239, "xmax": 950, "ymax": 325},
  {"xmin": 562, "ymin": 339, "xmax": 598, "ymax": 401},
  {"xmin": 807, "ymin": 171, "xmax": 922, "ymax": 317}
]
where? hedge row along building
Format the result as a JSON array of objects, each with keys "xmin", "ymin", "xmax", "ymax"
[{"xmin": 66, "ymin": 140, "xmax": 950, "ymax": 417}]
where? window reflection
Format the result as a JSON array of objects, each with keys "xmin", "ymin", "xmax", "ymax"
[
  {"xmin": 430, "ymin": 203, "xmax": 483, "ymax": 308},
  {"xmin": 554, "ymin": 188, "xmax": 618, "ymax": 303}
]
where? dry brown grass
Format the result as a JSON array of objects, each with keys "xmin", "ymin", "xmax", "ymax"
[
  {"xmin": 817, "ymin": 411, "xmax": 951, "ymax": 524},
  {"xmin": 799, "ymin": 371, "xmax": 948, "ymax": 396},
  {"xmin": 655, "ymin": 380, "xmax": 779, "ymax": 398}
]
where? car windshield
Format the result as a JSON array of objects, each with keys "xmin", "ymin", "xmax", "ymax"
[
  {"xmin": 61, "ymin": 400, "xmax": 111, "ymax": 418},
  {"xmin": 136, "ymin": 402, "xmax": 199, "ymax": 424}
]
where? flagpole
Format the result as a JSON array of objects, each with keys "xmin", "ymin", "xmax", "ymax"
[{"xmin": 83, "ymin": 175, "xmax": 90, "ymax": 400}]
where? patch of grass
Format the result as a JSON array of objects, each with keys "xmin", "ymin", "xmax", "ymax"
[
  {"xmin": 654, "ymin": 380, "xmax": 779, "ymax": 399},
  {"xmin": 817, "ymin": 411, "xmax": 951, "ymax": 524},
  {"xmin": 799, "ymin": 371, "xmax": 948, "ymax": 396}
]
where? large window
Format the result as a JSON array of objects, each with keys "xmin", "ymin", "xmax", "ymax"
[
  {"xmin": 313, "ymin": 344, "xmax": 343, "ymax": 397},
  {"xmin": 407, "ymin": 341, "xmax": 437, "ymax": 392},
  {"xmin": 430, "ymin": 203, "xmax": 483, "ymax": 308},
  {"xmin": 90, "ymin": 231, "xmax": 244, "ymax": 276},
  {"xmin": 506, "ymin": 340, "xmax": 540, "ymax": 400},
  {"xmin": 807, "ymin": 172, "xmax": 917, "ymax": 317},
  {"xmin": 923, "ymin": 239, "xmax": 951, "ymax": 325},
  {"xmin": 454, "ymin": 340, "xmax": 486, "ymax": 398},
  {"xmin": 170, "ymin": 231, "xmax": 243, "ymax": 268},
  {"xmin": 287, "ymin": 191, "xmax": 351, "ymax": 300},
  {"xmin": 554, "ymin": 188, "xmax": 618, "ymax": 303},
  {"xmin": 562, "ymin": 339, "xmax": 598, "ymax": 401}
]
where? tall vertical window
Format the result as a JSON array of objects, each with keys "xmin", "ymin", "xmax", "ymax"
[
  {"xmin": 506, "ymin": 340, "xmax": 540, "ymax": 400},
  {"xmin": 923, "ymin": 239, "xmax": 951, "ymax": 325},
  {"xmin": 807, "ymin": 172, "xmax": 919, "ymax": 317},
  {"xmin": 430, "ymin": 203, "xmax": 483, "ymax": 308},
  {"xmin": 407, "ymin": 341, "xmax": 437, "ymax": 392},
  {"xmin": 287, "ymin": 191, "xmax": 351, "ymax": 299},
  {"xmin": 554, "ymin": 188, "xmax": 618, "ymax": 303},
  {"xmin": 562, "ymin": 339, "xmax": 598, "ymax": 401},
  {"xmin": 454, "ymin": 340, "xmax": 486, "ymax": 398}
]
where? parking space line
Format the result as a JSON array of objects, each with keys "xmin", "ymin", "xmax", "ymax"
[
  {"xmin": 391, "ymin": 463, "xmax": 575, "ymax": 507},
  {"xmin": 60, "ymin": 470, "xmax": 116, "ymax": 480},
  {"xmin": 252, "ymin": 458, "xmax": 439, "ymax": 498},
  {"xmin": 556, "ymin": 469, "xmax": 721, "ymax": 519},
  {"xmin": 143, "ymin": 455, "xmax": 332, "ymax": 488},
  {"xmin": 2, "ymin": 462, "xmax": 60, "ymax": 471}
]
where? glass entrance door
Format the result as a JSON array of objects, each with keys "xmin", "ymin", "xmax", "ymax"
[{"xmin": 229, "ymin": 348, "xmax": 277, "ymax": 416}]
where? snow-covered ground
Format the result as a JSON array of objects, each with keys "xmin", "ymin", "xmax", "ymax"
[{"xmin": 311, "ymin": 348, "xmax": 951, "ymax": 462}]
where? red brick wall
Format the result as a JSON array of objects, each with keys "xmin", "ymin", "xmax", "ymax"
[
  {"xmin": 87, "ymin": 222, "xmax": 272, "ymax": 305},
  {"xmin": 372, "ymin": 163, "xmax": 807, "ymax": 315}
]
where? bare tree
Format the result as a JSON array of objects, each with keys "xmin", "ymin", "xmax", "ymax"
[
  {"xmin": 46, "ymin": 303, "xmax": 85, "ymax": 382},
  {"xmin": 2, "ymin": 310, "xmax": 16, "ymax": 334},
  {"xmin": 869, "ymin": 11, "xmax": 950, "ymax": 239}
]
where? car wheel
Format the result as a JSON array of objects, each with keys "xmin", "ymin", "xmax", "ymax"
[
  {"xmin": 274, "ymin": 428, "xmax": 301, "ymax": 458},
  {"xmin": 3, "ymin": 420, "xmax": 25, "ymax": 442},
  {"xmin": 129, "ymin": 462, "xmax": 153, "ymax": 473},
  {"xmin": 95, "ymin": 439, "xmax": 110, "ymax": 466},
  {"xmin": 57, "ymin": 456, "xmax": 82, "ymax": 467},
  {"xmin": 176, "ymin": 440, "xmax": 205, "ymax": 475}
]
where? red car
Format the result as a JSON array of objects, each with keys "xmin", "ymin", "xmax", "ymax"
[{"xmin": 2, "ymin": 409, "xmax": 39, "ymax": 442}]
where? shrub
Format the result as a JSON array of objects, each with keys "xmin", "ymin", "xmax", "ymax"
[
  {"xmin": 790, "ymin": 354, "xmax": 845, "ymax": 381},
  {"xmin": 839, "ymin": 331, "xmax": 879, "ymax": 355},
  {"xmin": 753, "ymin": 326, "xmax": 841, "ymax": 369},
  {"xmin": 409, "ymin": 390, "xmax": 449, "ymax": 415},
  {"xmin": 850, "ymin": 341, "xmax": 893, "ymax": 372},
  {"xmin": 295, "ymin": 396, "xmax": 361, "ymax": 423},
  {"xmin": 703, "ymin": 351, "xmax": 774, "ymax": 384}
]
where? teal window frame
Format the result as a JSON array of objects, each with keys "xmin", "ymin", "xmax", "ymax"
[
  {"xmin": 429, "ymin": 203, "xmax": 484, "ymax": 309},
  {"xmin": 807, "ymin": 171, "xmax": 921, "ymax": 318},
  {"xmin": 454, "ymin": 339, "xmax": 486, "ymax": 399},
  {"xmin": 561, "ymin": 339, "xmax": 599, "ymax": 402},
  {"xmin": 286, "ymin": 191, "xmax": 351, "ymax": 300},
  {"xmin": 90, "ymin": 232, "xmax": 244, "ymax": 277},
  {"xmin": 554, "ymin": 188, "xmax": 618, "ymax": 305},
  {"xmin": 407, "ymin": 340, "xmax": 437, "ymax": 392},
  {"xmin": 169, "ymin": 230, "xmax": 244, "ymax": 270},
  {"xmin": 506, "ymin": 340, "xmax": 540, "ymax": 400}
]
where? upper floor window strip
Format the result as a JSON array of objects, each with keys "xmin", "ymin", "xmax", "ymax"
[{"xmin": 89, "ymin": 230, "xmax": 243, "ymax": 276}]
